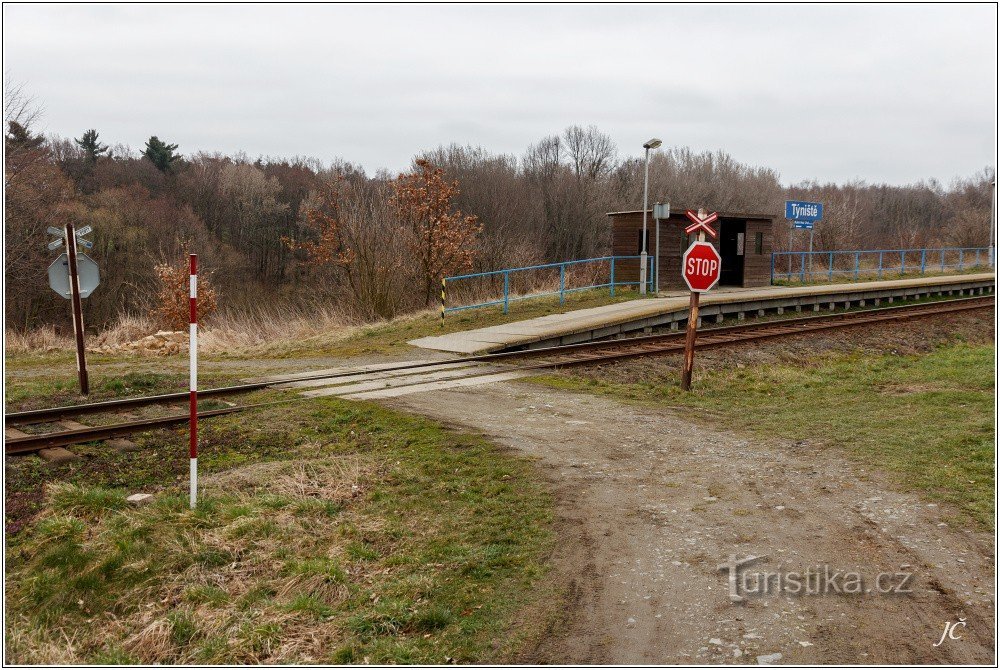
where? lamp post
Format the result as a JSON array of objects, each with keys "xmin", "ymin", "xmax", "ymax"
[
  {"xmin": 990, "ymin": 178, "xmax": 996, "ymax": 269},
  {"xmin": 639, "ymin": 137, "xmax": 662, "ymax": 294}
]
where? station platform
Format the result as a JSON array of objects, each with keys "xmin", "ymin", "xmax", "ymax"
[{"xmin": 409, "ymin": 273, "xmax": 995, "ymax": 354}]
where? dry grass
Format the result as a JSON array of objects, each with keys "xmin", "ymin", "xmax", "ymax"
[
  {"xmin": 4, "ymin": 287, "xmax": 630, "ymax": 359},
  {"xmin": 3, "ymin": 324, "xmax": 71, "ymax": 353},
  {"xmin": 88, "ymin": 313, "xmax": 159, "ymax": 349},
  {"xmin": 198, "ymin": 304, "xmax": 359, "ymax": 354},
  {"xmin": 4, "ymin": 313, "xmax": 156, "ymax": 355},
  {"xmin": 4, "ymin": 305, "xmax": 362, "ymax": 357}
]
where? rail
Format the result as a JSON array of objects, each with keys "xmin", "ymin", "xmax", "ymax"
[
  {"xmin": 771, "ymin": 247, "xmax": 993, "ymax": 283},
  {"xmin": 443, "ymin": 255, "xmax": 655, "ymax": 316},
  {"xmin": 7, "ymin": 295, "xmax": 992, "ymax": 455}
]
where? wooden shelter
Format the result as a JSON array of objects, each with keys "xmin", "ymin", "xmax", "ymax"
[{"xmin": 608, "ymin": 208, "xmax": 776, "ymax": 290}]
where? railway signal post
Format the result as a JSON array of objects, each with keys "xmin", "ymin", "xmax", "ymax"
[
  {"xmin": 190, "ymin": 254, "xmax": 199, "ymax": 508},
  {"xmin": 681, "ymin": 209, "xmax": 721, "ymax": 391}
]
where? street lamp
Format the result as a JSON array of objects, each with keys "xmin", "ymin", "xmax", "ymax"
[
  {"xmin": 639, "ymin": 138, "xmax": 662, "ymax": 294},
  {"xmin": 990, "ymin": 179, "xmax": 996, "ymax": 269}
]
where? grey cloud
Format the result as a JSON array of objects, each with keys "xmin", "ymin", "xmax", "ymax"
[{"xmin": 2, "ymin": 3, "xmax": 995, "ymax": 184}]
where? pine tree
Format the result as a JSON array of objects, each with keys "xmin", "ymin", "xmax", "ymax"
[
  {"xmin": 5, "ymin": 121, "xmax": 44, "ymax": 153},
  {"xmin": 75, "ymin": 129, "xmax": 109, "ymax": 163},
  {"xmin": 143, "ymin": 136, "xmax": 180, "ymax": 172}
]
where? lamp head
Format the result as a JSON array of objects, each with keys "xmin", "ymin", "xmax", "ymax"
[{"xmin": 643, "ymin": 138, "xmax": 662, "ymax": 150}]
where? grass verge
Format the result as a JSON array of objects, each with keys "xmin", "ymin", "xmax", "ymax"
[
  {"xmin": 531, "ymin": 341, "xmax": 995, "ymax": 528},
  {"xmin": 4, "ymin": 398, "xmax": 553, "ymax": 664}
]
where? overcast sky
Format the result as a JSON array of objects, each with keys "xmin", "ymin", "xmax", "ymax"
[{"xmin": 3, "ymin": 4, "xmax": 996, "ymax": 185}]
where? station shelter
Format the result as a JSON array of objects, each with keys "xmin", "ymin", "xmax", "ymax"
[{"xmin": 607, "ymin": 208, "xmax": 776, "ymax": 290}]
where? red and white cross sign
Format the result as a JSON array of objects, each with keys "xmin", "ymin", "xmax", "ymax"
[{"xmin": 684, "ymin": 209, "xmax": 719, "ymax": 238}]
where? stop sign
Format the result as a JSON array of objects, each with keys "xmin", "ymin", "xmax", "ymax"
[{"xmin": 682, "ymin": 241, "xmax": 722, "ymax": 292}]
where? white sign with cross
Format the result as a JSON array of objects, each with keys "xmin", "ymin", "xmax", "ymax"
[{"xmin": 48, "ymin": 253, "xmax": 101, "ymax": 299}]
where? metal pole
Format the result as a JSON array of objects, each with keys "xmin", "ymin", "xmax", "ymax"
[
  {"xmin": 788, "ymin": 237, "xmax": 793, "ymax": 275},
  {"xmin": 64, "ymin": 221, "xmax": 89, "ymax": 395},
  {"xmin": 808, "ymin": 228, "xmax": 814, "ymax": 280},
  {"xmin": 640, "ymin": 147, "xmax": 650, "ymax": 294},
  {"xmin": 654, "ymin": 204, "xmax": 661, "ymax": 294},
  {"xmin": 828, "ymin": 251, "xmax": 834, "ymax": 281},
  {"xmin": 610, "ymin": 257, "xmax": 616, "ymax": 297},
  {"xmin": 503, "ymin": 271, "xmax": 509, "ymax": 314},
  {"xmin": 559, "ymin": 263, "xmax": 566, "ymax": 305},
  {"xmin": 990, "ymin": 179, "xmax": 996, "ymax": 268},
  {"xmin": 189, "ymin": 253, "xmax": 198, "ymax": 509},
  {"xmin": 920, "ymin": 249, "xmax": 926, "ymax": 275},
  {"xmin": 440, "ymin": 277, "xmax": 446, "ymax": 327},
  {"xmin": 854, "ymin": 252, "xmax": 860, "ymax": 280}
]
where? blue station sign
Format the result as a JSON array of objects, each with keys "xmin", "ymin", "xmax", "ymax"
[{"xmin": 785, "ymin": 200, "xmax": 824, "ymax": 223}]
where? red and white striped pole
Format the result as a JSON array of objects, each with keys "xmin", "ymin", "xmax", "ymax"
[{"xmin": 189, "ymin": 254, "xmax": 198, "ymax": 508}]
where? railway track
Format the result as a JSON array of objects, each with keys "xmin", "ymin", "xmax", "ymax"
[{"xmin": 5, "ymin": 295, "xmax": 993, "ymax": 455}]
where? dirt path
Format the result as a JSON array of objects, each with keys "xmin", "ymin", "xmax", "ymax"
[{"xmin": 387, "ymin": 382, "xmax": 995, "ymax": 664}]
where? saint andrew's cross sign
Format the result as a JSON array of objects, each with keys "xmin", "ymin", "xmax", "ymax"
[{"xmin": 684, "ymin": 209, "xmax": 719, "ymax": 238}]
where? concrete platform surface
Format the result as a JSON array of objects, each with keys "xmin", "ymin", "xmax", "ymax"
[{"xmin": 409, "ymin": 273, "xmax": 995, "ymax": 354}]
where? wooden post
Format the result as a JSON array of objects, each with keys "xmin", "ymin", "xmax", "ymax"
[
  {"xmin": 681, "ymin": 290, "xmax": 700, "ymax": 391},
  {"xmin": 681, "ymin": 217, "xmax": 708, "ymax": 391},
  {"xmin": 64, "ymin": 221, "xmax": 89, "ymax": 395}
]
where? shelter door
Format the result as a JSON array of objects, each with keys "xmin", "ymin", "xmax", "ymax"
[{"xmin": 719, "ymin": 220, "xmax": 746, "ymax": 286}]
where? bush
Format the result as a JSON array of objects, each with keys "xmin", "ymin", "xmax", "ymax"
[{"xmin": 152, "ymin": 256, "xmax": 218, "ymax": 330}]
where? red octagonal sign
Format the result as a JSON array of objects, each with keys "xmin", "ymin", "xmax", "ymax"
[{"xmin": 682, "ymin": 241, "xmax": 722, "ymax": 292}]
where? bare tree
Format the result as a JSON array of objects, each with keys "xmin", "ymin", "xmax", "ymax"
[{"xmin": 563, "ymin": 125, "xmax": 617, "ymax": 181}]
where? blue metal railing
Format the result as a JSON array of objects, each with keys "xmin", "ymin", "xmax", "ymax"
[
  {"xmin": 444, "ymin": 255, "xmax": 655, "ymax": 315},
  {"xmin": 771, "ymin": 247, "xmax": 993, "ymax": 283}
]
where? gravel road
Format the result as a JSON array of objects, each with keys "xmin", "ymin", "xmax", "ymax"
[{"xmin": 388, "ymin": 382, "xmax": 995, "ymax": 664}]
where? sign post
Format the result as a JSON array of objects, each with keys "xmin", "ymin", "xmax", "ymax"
[
  {"xmin": 785, "ymin": 201, "xmax": 824, "ymax": 279},
  {"xmin": 48, "ymin": 223, "xmax": 98, "ymax": 395},
  {"xmin": 64, "ymin": 221, "xmax": 90, "ymax": 395},
  {"xmin": 681, "ymin": 209, "xmax": 721, "ymax": 391},
  {"xmin": 653, "ymin": 202, "xmax": 670, "ymax": 294},
  {"xmin": 189, "ymin": 254, "xmax": 199, "ymax": 509}
]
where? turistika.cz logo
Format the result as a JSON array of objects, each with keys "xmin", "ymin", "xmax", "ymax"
[{"xmin": 717, "ymin": 554, "xmax": 914, "ymax": 602}]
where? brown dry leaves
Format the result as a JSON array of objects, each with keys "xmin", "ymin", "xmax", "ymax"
[
  {"xmin": 391, "ymin": 159, "xmax": 482, "ymax": 290},
  {"xmin": 152, "ymin": 256, "xmax": 218, "ymax": 330}
]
